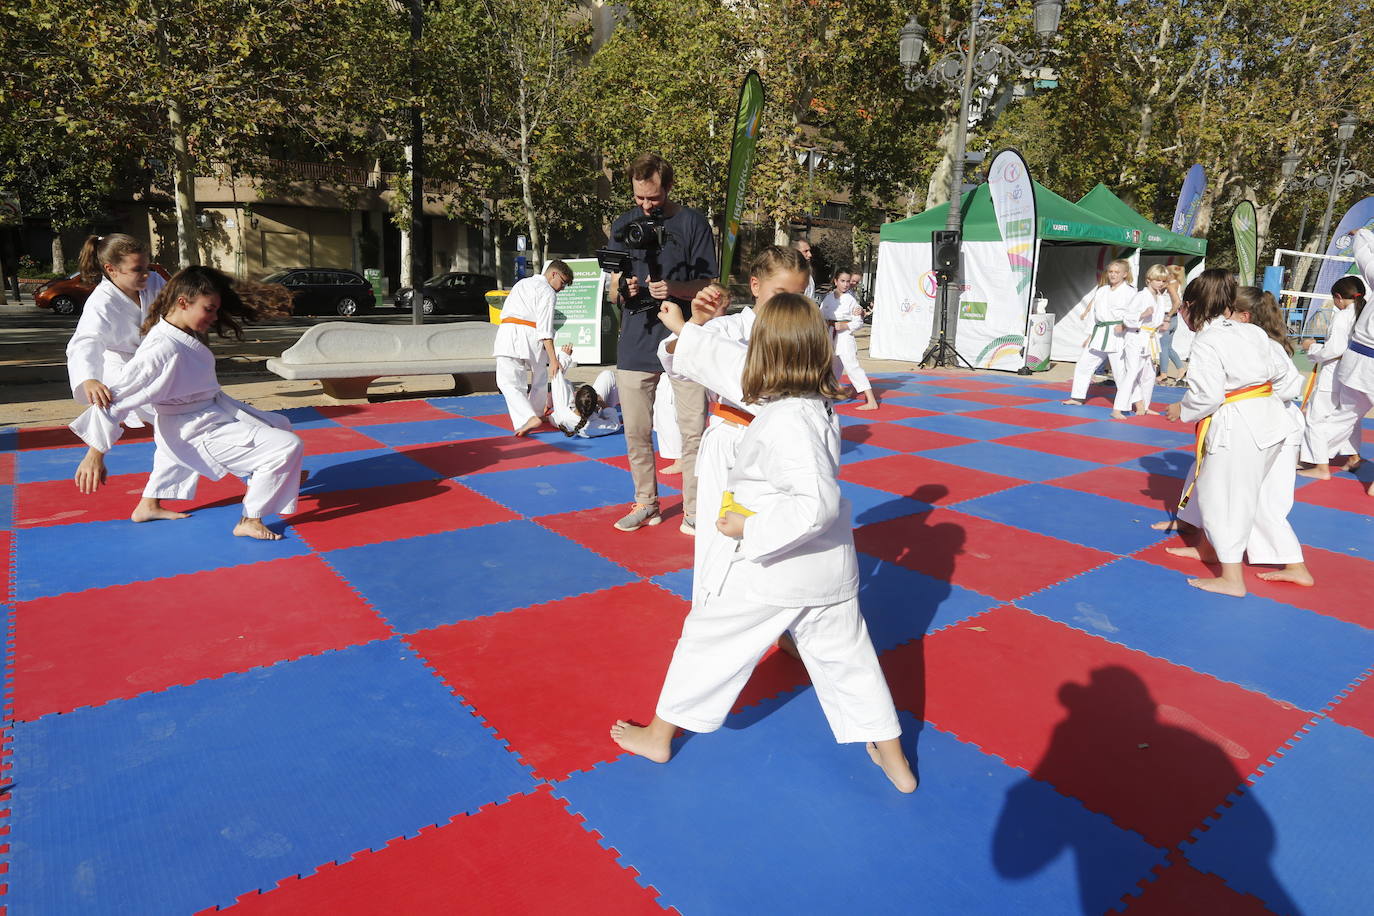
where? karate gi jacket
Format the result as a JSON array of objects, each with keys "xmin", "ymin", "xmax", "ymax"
[{"xmin": 1180, "ymin": 319, "xmax": 1302, "ymax": 454}]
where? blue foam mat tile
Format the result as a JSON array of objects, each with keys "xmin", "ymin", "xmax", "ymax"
[
  {"xmin": 1122, "ymin": 450, "xmax": 1193, "ymax": 479},
  {"xmin": 274, "ymin": 406, "xmax": 338, "ymax": 429},
  {"xmin": 920, "ymin": 442, "xmax": 1104, "ymax": 482},
  {"xmin": 1287, "ymin": 501, "xmax": 1374, "ymax": 558},
  {"xmin": 1185, "ymin": 718, "xmax": 1374, "ymax": 916},
  {"xmin": 0, "ymin": 482, "xmax": 13, "ymax": 527},
  {"xmin": 839, "ymin": 439, "xmax": 900, "ymax": 465},
  {"xmin": 349, "ymin": 416, "xmax": 508, "ymax": 448},
  {"xmin": 843, "ymin": 481, "xmax": 932, "ymax": 528},
  {"xmin": 1062, "ymin": 420, "xmax": 1196, "ymax": 449},
  {"xmin": 896, "ymin": 414, "xmax": 1037, "ymax": 441},
  {"xmin": 650, "ymin": 567, "xmax": 693, "ymax": 601},
  {"xmin": 426, "ymin": 393, "xmax": 509, "ymax": 416},
  {"xmin": 1018, "ymin": 558, "xmax": 1374, "ymax": 711},
  {"xmin": 956, "ymin": 484, "xmax": 1170, "ymax": 555},
  {"xmin": 4, "ymin": 639, "xmax": 536, "ymax": 915},
  {"xmin": 881, "ymin": 394, "xmax": 1001, "ymax": 413},
  {"xmin": 461, "ymin": 459, "xmax": 662, "ymax": 517},
  {"xmin": 838, "ymin": 413, "xmax": 871, "ymax": 428},
  {"xmin": 556, "ymin": 705, "xmax": 1164, "ymax": 915},
  {"xmin": 13, "ymin": 504, "xmax": 308, "ymax": 600},
  {"xmin": 1016, "ymin": 400, "xmax": 1122, "ymax": 418},
  {"xmin": 857, "ymin": 553, "xmax": 999, "ymax": 652},
  {"xmin": 322, "ymin": 519, "xmax": 636, "ymax": 633},
  {"xmin": 18, "ymin": 441, "xmax": 158, "ymax": 484},
  {"xmin": 1, "ymin": 425, "xmax": 17, "ymax": 452},
  {"xmin": 300, "ymin": 448, "xmax": 442, "ymax": 495},
  {"xmin": 544, "ymin": 431, "xmax": 632, "ymax": 459}
]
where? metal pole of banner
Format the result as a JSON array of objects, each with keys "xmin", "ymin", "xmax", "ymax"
[{"xmin": 409, "ymin": 0, "xmax": 425, "ymax": 325}]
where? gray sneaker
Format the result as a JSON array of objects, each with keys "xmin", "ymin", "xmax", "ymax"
[
  {"xmin": 614, "ymin": 503, "xmax": 662, "ymax": 531},
  {"xmin": 680, "ymin": 518, "xmax": 696, "ymax": 536}
]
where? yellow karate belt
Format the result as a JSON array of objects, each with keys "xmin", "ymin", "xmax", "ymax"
[
  {"xmin": 1091, "ymin": 320, "xmax": 1123, "ymax": 349},
  {"xmin": 1177, "ymin": 382, "xmax": 1274, "ymax": 509},
  {"xmin": 1140, "ymin": 324, "xmax": 1162, "ymax": 367},
  {"xmin": 719, "ymin": 490, "xmax": 756, "ymax": 520},
  {"xmin": 1299, "ymin": 370, "xmax": 1319, "ymax": 413}
]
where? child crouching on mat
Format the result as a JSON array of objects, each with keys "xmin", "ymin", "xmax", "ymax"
[
  {"xmin": 551, "ymin": 345, "xmax": 623, "ymax": 438},
  {"xmin": 71, "ymin": 266, "xmax": 303, "ymax": 541},
  {"xmin": 1163, "ymin": 271, "xmax": 1311, "ymax": 596},
  {"xmin": 611, "ymin": 293, "xmax": 917, "ymax": 794}
]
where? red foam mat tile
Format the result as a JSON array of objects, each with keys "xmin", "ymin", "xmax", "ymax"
[
  {"xmin": 1329, "ymin": 673, "xmax": 1374, "ymax": 740},
  {"xmin": 883, "ymin": 606, "xmax": 1311, "ymax": 847},
  {"xmin": 0, "ymin": 451, "xmax": 15, "ymax": 485},
  {"xmin": 317, "ymin": 401, "xmax": 459, "ymax": 426},
  {"xmin": 1133, "ymin": 541, "xmax": 1374, "ymax": 629},
  {"xmin": 933, "ymin": 390, "xmax": 1045, "ymax": 407},
  {"xmin": 840, "ymin": 423, "xmax": 974, "ymax": 453},
  {"xmin": 599, "ymin": 453, "xmax": 682, "ymax": 476},
  {"xmin": 10, "ymin": 555, "xmax": 391, "ymax": 720},
  {"xmin": 840, "ymin": 454, "xmax": 1023, "ymax": 506},
  {"xmin": 397, "ymin": 437, "xmax": 586, "ymax": 477},
  {"xmin": 1049, "ymin": 465, "xmax": 1183, "ymax": 512},
  {"xmin": 961, "ymin": 407, "xmax": 1097, "ymax": 431},
  {"xmin": 833, "ymin": 401, "xmax": 935, "ymax": 421},
  {"xmin": 14, "ymin": 473, "xmax": 247, "ymax": 528},
  {"xmin": 287, "ymin": 479, "xmax": 519, "ymax": 552},
  {"xmin": 17, "ymin": 423, "xmax": 155, "ymax": 451},
  {"xmin": 1294, "ymin": 474, "xmax": 1374, "ymax": 516},
  {"xmin": 854, "ymin": 508, "xmax": 1114, "ymax": 601},
  {"xmin": 1121, "ymin": 856, "xmax": 1274, "ymax": 915},
  {"xmin": 0, "ymin": 529, "xmax": 11, "ymax": 605},
  {"xmin": 215, "ymin": 788, "xmax": 669, "ymax": 915},
  {"xmin": 405, "ymin": 581, "xmax": 688, "ymax": 781},
  {"xmin": 1000, "ymin": 430, "xmax": 1166, "ymax": 464},
  {"xmin": 295, "ymin": 425, "xmax": 393, "ymax": 456},
  {"xmin": 536, "ymin": 496, "xmax": 693, "ymax": 578}
]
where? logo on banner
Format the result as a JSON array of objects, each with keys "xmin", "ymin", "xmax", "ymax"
[
  {"xmin": 959, "ymin": 300, "xmax": 987, "ymax": 320},
  {"xmin": 918, "ymin": 270, "xmax": 939, "ymax": 299}
]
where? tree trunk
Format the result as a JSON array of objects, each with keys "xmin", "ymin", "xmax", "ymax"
[
  {"xmin": 925, "ymin": 114, "xmax": 959, "ymax": 210},
  {"xmin": 517, "ymin": 85, "xmax": 542, "ymax": 263},
  {"xmin": 51, "ymin": 235, "xmax": 65, "ymax": 274},
  {"xmin": 167, "ymin": 97, "xmax": 199, "ymax": 268},
  {"xmin": 493, "ymin": 215, "xmax": 504, "ymax": 289},
  {"xmin": 481, "ymin": 199, "xmax": 494, "ymax": 275},
  {"xmin": 772, "ymin": 219, "xmax": 789, "ymax": 246}
]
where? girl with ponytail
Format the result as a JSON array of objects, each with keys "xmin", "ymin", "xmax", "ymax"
[
  {"xmin": 1298, "ymin": 274, "xmax": 1365, "ymax": 480},
  {"xmin": 549, "ymin": 344, "xmax": 623, "ymax": 438}
]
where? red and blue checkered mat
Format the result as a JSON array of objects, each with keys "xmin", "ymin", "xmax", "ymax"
[{"xmin": 2, "ymin": 372, "xmax": 1372, "ymax": 914}]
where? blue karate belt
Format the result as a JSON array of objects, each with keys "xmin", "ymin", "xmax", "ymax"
[{"xmin": 1350, "ymin": 339, "xmax": 1374, "ymax": 359}]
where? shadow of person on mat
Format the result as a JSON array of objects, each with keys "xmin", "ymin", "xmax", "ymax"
[
  {"xmin": 992, "ymin": 666, "xmax": 1297, "ymax": 915},
  {"xmin": 1138, "ymin": 452, "xmax": 1192, "ymax": 516}
]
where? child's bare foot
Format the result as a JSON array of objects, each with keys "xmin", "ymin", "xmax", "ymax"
[
  {"xmin": 131, "ymin": 499, "xmax": 189, "ymax": 523},
  {"xmin": 1187, "ymin": 576, "xmax": 1246, "ymax": 597},
  {"xmin": 1256, "ymin": 564, "xmax": 1315, "ymax": 586},
  {"xmin": 856, "ymin": 401, "xmax": 879, "ymax": 411},
  {"xmin": 1061, "ymin": 398, "xmax": 1084, "ymax": 406},
  {"xmin": 233, "ymin": 517, "xmax": 283, "ymax": 540},
  {"xmin": 1111, "ymin": 410, "xmax": 1130, "ymax": 420},
  {"xmin": 1297, "ymin": 466, "xmax": 1332, "ymax": 480},
  {"xmin": 776, "ymin": 631, "xmax": 802, "ymax": 660},
  {"xmin": 660, "ymin": 460, "xmax": 683, "ymax": 475},
  {"xmin": 867, "ymin": 740, "xmax": 918, "ymax": 794},
  {"xmin": 513, "ymin": 417, "xmax": 543, "ymax": 438},
  {"xmin": 610, "ymin": 718, "xmax": 672, "ymax": 763},
  {"xmin": 1165, "ymin": 545, "xmax": 1206, "ymax": 560}
]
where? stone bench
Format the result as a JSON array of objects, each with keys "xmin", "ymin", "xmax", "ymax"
[{"xmin": 265, "ymin": 321, "xmax": 499, "ymax": 400}]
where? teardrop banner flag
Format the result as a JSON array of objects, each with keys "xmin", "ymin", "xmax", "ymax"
[
  {"xmin": 720, "ymin": 71, "xmax": 765, "ymax": 285},
  {"xmin": 1172, "ymin": 164, "xmax": 1206, "ymax": 235},
  {"xmin": 1312, "ymin": 196, "xmax": 1374, "ymax": 296},
  {"xmin": 1232, "ymin": 200, "xmax": 1258, "ymax": 286},
  {"xmin": 985, "ymin": 148, "xmax": 1040, "ymax": 370}
]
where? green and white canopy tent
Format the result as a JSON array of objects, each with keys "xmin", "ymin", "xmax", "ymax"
[{"xmin": 872, "ymin": 182, "xmax": 1144, "ymax": 368}]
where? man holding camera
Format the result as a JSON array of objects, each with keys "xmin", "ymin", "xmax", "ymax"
[{"xmin": 607, "ymin": 153, "xmax": 716, "ymax": 534}]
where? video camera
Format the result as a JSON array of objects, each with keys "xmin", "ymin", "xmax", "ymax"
[
  {"xmin": 615, "ymin": 207, "xmax": 668, "ymax": 252},
  {"xmin": 596, "ymin": 206, "xmax": 673, "ymax": 315}
]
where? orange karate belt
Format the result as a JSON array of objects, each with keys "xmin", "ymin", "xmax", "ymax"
[
  {"xmin": 500, "ymin": 316, "xmax": 537, "ymax": 328},
  {"xmin": 711, "ymin": 402, "xmax": 754, "ymax": 427},
  {"xmin": 1177, "ymin": 382, "xmax": 1274, "ymax": 509},
  {"xmin": 1299, "ymin": 369, "xmax": 1319, "ymax": 412}
]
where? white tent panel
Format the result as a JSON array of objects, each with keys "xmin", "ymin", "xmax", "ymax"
[
  {"xmin": 955, "ymin": 241, "xmax": 1035, "ymax": 371},
  {"xmin": 871, "ymin": 239, "xmax": 937, "ymax": 362}
]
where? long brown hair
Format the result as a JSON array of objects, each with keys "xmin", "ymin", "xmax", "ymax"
[
  {"xmin": 562, "ymin": 384, "xmax": 601, "ymax": 437},
  {"xmin": 1233, "ymin": 286, "xmax": 1293, "ymax": 354},
  {"xmin": 1181, "ymin": 268, "xmax": 1237, "ymax": 328},
  {"xmin": 78, "ymin": 233, "xmax": 148, "ymax": 284},
  {"xmin": 1333, "ymin": 275, "xmax": 1367, "ymax": 320},
  {"xmin": 741, "ymin": 292, "xmax": 847, "ymax": 403},
  {"xmin": 142, "ymin": 266, "xmax": 292, "ymax": 340}
]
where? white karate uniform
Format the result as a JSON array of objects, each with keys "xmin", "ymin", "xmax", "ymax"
[
  {"xmin": 70, "ymin": 320, "xmax": 304, "ymax": 520},
  {"xmin": 651, "ymin": 374, "xmax": 681, "ymax": 460},
  {"xmin": 65, "ymin": 273, "xmax": 198, "ymax": 501},
  {"xmin": 1323, "ymin": 229, "xmax": 1374, "ymax": 461},
  {"xmin": 549, "ymin": 351, "xmax": 622, "ymax": 437},
  {"xmin": 1180, "ymin": 319, "xmax": 1304, "ymax": 565},
  {"xmin": 1069, "ymin": 283, "xmax": 1136, "ymax": 401},
  {"xmin": 1115, "ymin": 288, "xmax": 1171, "ymax": 412},
  {"xmin": 655, "ymin": 392, "xmax": 900, "ymax": 744},
  {"xmin": 492, "ymin": 274, "xmax": 557, "ymax": 429},
  {"xmin": 1299, "ymin": 304, "xmax": 1357, "ymax": 464},
  {"xmin": 821, "ymin": 291, "xmax": 871, "ymax": 393}
]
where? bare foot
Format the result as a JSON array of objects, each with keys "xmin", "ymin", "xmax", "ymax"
[
  {"xmin": 513, "ymin": 417, "xmax": 543, "ymax": 438},
  {"xmin": 1342, "ymin": 456, "xmax": 1363, "ymax": 472},
  {"xmin": 660, "ymin": 460, "xmax": 683, "ymax": 475},
  {"xmin": 233, "ymin": 517, "xmax": 283, "ymax": 540},
  {"xmin": 1061, "ymin": 398, "xmax": 1084, "ymax": 406},
  {"xmin": 1165, "ymin": 545, "xmax": 1203, "ymax": 560},
  {"xmin": 867, "ymin": 741, "xmax": 918, "ymax": 794},
  {"xmin": 1256, "ymin": 566, "xmax": 1315, "ymax": 587},
  {"xmin": 131, "ymin": 499, "xmax": 190, "ymax": 523},
  {"xmin": 856, "ymin": 401, "xmax": 880, "ymax": 411},
  {"xmin": 1111, "ymin": 410, "xmax": 1130, "ymax": 420},
  {"xmin": 610, "ymin": 719, "xmax": 672, "ymax": 763},
  {"xmin": 1296, "ymin": 467, "xmax": 1332, "ymax": 480},
  {"xmin": 1368, "ymin": 480, "xmax": 1374, "ymax": 497},
  {"xmin": 1187, "ymin": 576, "xmax": 1246, "ymax": 597},
  {"xmin": 1135, "ymin": 407, "xmax": 1158, "ymax": 416},
  {"xmin": 776, "ymin": 631, "xmax": 802, "ymax": 660}
]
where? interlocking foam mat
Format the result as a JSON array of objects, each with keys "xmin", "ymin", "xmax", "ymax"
[{"xmin": 3, "ymin": 370, "xmax": 1371, "ymax": 915}]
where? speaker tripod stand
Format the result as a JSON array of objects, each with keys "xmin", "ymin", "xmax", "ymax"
[{"xmin": 919, "ymin": 270, "xmax": 975, "ymax": 370}]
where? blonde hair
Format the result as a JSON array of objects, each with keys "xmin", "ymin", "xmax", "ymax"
[
  {"xmin": 78, "ymin": 233, "xmax": 148, "ymax": 284},
  {"xmin": 748, "ymin": 246, "xmax": 809, "ymax": 281},
  {"xmin": 1144, "ymin": 264, "xmax": 1171, "ymax": 282},
  {"xmin": 741, "ymin": 293, "xmax": 847, "ymax": 403},
  {"xmin": 1105, "ymin": 259, "xmax": 1134, "ymax": 286}
]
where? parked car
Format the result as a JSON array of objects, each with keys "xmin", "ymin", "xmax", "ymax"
[
  {"xmin": 395, "ymin": 272, "xmax": 498, "ymax": 316},
  {"xmin": 34, "ymin": 265, "xmax": 172, "ymax": 316},
  {"xmin": 262, "ymin": 267, "xmax": 375, "ymax": 317}
]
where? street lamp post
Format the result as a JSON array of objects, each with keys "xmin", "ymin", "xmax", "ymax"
[
  {"xmin": 899, "ymin": 0, "xmax": 1063, "ymax": 368},
  {"xmin": 1281, "ymin": 115, "xmax": 1370, "ymax": 292}
]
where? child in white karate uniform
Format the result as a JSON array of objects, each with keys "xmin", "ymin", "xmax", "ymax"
[
  {"xmin": 1064, "ymin": 259, "xmax": 1137, "ymax": 406},
  {"xmin": 66, "ymin": 233, "xmax": 199, "ymax": 521},
  {"xmin": 1335, "ymin": 229, "xmax": 1374, "ymax": 495},
  {"xmin": 1298, "ymin": 274, "xmax": 1365, "ymax": 480},
  {"xmin": 611, "ymin": 293, "xmax": 916, "ymax": 794},
  {"xmin": 550, "ymin": 346, "xmax": 623, "ymax": 438},
  {"xmin": 820, "ymin": 268, "xmax": 878, "ymax": 411},
  {"xmin": 71, "ymin": 267, "xmax": 302, "ymax": 541},
  {"xmin": 1163, "ymin": 271, "xmax": 1311, "ymax": 596},
  {"xmin": 493, "ymin": 261, "xmax": 574, "ymax": 437},
  {"xmin": 652, "ymin": 375, "xmax": 683, "ymax": 472},
  {"xmin": 1114, "ymin": 264, "xmax": 1178, "ymax": 418}
]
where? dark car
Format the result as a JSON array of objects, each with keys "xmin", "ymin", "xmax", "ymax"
[
  {"xmin": 263, "ymin": 267, "xmax": 375, "ymax": 317},
  {"xmin": 395, "ymin": 272, "xmax": 498, "ymax": 316},
  {"xmin": 34, "ymin": 265, "xmax": 172, "ymax": 316}
]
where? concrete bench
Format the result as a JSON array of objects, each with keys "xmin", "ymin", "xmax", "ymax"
[{"xmin": 265, "ymin": 321, "xmax": 499, "ymax": 400}]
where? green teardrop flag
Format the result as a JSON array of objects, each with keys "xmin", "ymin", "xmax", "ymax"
[
  {"xmin": 720, "ymin": 71, "xmax": 765, "ymax": 285},
  {"xmin": 1233, "ymin": 200, "xmax": 1258, "ymax": 286}
]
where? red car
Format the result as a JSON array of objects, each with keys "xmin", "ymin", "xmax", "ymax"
[{"xmin": 34, "ymin": 265, "xmax": 172, "ymax": 316}]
